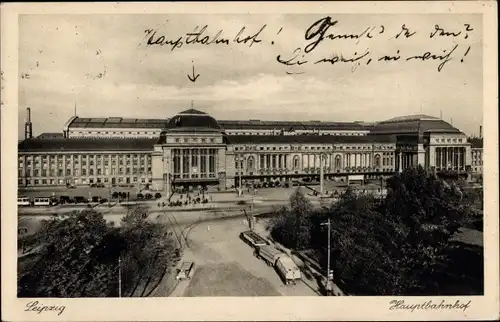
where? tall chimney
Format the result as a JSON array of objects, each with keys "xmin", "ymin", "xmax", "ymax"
[
  {"xmin": 479, "ymin": 125, "xmax": 482, "ymax": 138},
  {"xmin": 24, "ymin": 107, "xmax": 33, "ymax": 139}
]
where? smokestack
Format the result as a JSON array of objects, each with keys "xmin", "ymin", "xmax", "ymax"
[
  {"xmin": 479, "ymin": 125, "xmax": 482, "ymax": 138},
  {"xmin": 24, "ymin": 107, "xmax": 33, "ymax": 139}
]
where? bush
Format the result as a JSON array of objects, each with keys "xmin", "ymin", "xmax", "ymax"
[
  {"xmin": 137, "ymin": 193, "xmax": 144, "ymax": 200},
  {"xmin": 145, "ymin": 193, "xmax": 153, "ymax": 200},
  {"xmin": 154, "ymin": 193, "xmax": 162, "ymax": 199},
  {"xmin": 112, "ymin": 192, "xmax": 119, "ymax": 199}
]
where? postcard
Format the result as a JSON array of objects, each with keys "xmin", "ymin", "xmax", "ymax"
[{"xmin": 1, "ymin": 1, "xmax": 498, "ymax": 321}]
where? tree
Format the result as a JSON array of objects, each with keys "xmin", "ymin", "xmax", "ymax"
[
  {"xmin": 18, "ymin": 210, "xmax": 125, "ymax": 297},
  {"xmin": 268, "ymin": 166, "xmax": 474, "ymax": 295},
  {"xmin": 119, "ymin": 206, "xmax": 177, "ymax": 296},
  {"xmin": 18, "ymin": 207, "xmax": 178, "ymax": 298},
  {"xmin": 269, "ymin": 189, "xmax": 313, "ymax": 250},
  {"xmin": 382, "ymin": 166, "xmax": 470, "ymax": 294},
  {"xmin": 315, "ymin": 190, "xmax": 403, "ymax": 295}
]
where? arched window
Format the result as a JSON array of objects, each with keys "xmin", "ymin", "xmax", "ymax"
[
  {"xmin": 374, "ymin": 154, "xmax": 381, "ymax": 167},
  {"xmin": 247, "ymin": 156, "xmax": 254, "ymax": 169},
  {"xmin": 335, "ymin": 155, "xmax": 341, "ymax": 169},
  {"xmin": 293, "ymin": 155, "xmax": 300, "ymax": 169}
]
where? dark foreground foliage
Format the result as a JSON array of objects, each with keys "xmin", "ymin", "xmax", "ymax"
[
  {"xmin": 18, "ymin": 207, "xmax": 177, "ymax": 297},
  {"xmin": 269, "ymin": 166, "xmax": 483, "ymax": 295}
]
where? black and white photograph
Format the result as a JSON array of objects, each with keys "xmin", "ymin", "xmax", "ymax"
[{"xmin": 2, "ymin": 2, "xmax": 498, "ymax": 321}]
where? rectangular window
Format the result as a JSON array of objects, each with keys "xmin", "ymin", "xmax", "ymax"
[
  {"xmin": 200, "ymin": 150, "xmax": 207, "ymax": 174},
  {"xmin": 183, "ymin": 150, "xmax": 189, "ymax": 174}
]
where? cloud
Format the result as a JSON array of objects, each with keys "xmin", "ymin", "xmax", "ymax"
[{"xmin": 18, "ymin": 14, "xmax": 483, "ymax": 138}]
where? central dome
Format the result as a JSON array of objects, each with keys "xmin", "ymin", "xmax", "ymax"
[{"xmin": 165, "ymin": 109, "xmax": 222, "ymax": 132}]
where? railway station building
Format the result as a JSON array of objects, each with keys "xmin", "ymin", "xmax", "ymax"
[{"xmin": 18, "ymin": 109, "xmax": 472, "ymax": 193}]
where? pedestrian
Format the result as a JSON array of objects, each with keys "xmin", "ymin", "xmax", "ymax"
[{"xmin": 207, "ymin": 225, "xmax": 210, "ymax": 232}]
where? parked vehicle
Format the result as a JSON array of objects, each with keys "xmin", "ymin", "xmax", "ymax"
[
  {"xmin": 17, "ymin": 196, "xmax": 31, "ymax": 207},
  {"xmin": 255, "ymin": 245, "xmax": 285, "ymax": 266},
  {"xmin": 240, "ymin": 230, "xmax": 268, "ymax": 248},
  {"xmin": 275, "ymin": 256, "xmax": 302, "ymax": 285},
  {"xmin": 59, "ymin": 195, "xmax": 73, "ymax": 204},
  {"xmin": 33, "ymin": 197, "xmax": 52, "ymax": 206},
  {"xmin": 74, "ymin": 196, "xmax": 87, "ymax": 203},
  {"xmin": 176, "ymin": 261, "xmax": 194, "ymax": 280}
]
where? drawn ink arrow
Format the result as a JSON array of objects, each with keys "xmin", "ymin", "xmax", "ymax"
[{"xmin": 187, "ymin": 64, "xmax": 200, "ymax": 82}]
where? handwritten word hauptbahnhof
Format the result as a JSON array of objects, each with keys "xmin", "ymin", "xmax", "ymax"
[{"xmin": 18, "ymin": 108, "xmax": 479, "ymax": 192}]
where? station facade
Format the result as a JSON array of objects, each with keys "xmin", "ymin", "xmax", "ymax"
[{"xmin": 18, "ymin": 109, "xmax": 473, "ymax": 192}]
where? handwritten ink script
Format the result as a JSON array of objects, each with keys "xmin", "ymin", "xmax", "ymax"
[
  {"xmin": 25, "ymin": 301, "xmax": 66, "ymax": 316},
  {"xmin": 141, "ymin": 17, "xmax": 475, "ymax": 75},
  {"xmin": 389, "ymin": 299, "xmax": 472, "ymax": 313},
  {"xmin": 143, "ymin": 22, "xmax": 266, "ymax": 51}
]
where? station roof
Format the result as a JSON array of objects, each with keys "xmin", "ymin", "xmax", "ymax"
[
  {"xmin": 66, "ymin": 113, "xmax": 373, "ymax": 132},
  {"xmin": 371, "ymin": 114, "xmax": 462, "ymax": 135},
  {"xmin": 18, "ymin": 138, "xmax": 157, "ymax": 152},
  {"xmin": 218, "ymin": 120, "xmax": 371, "ymax": 131},
  {"xmin": 36, "ymin": 132, "xmax": 65, "ymax": 139},
  {"xmin": 68, "ymin": 117, "xmax": 169, "ymax": 129}
]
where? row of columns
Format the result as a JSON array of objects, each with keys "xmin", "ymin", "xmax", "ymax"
[
  {"xmin": 258, "ymin": 154, "xmax": 289, "ymax": 170},
  {"xmin": 435, "ymin": 147, "xmax": 466, "ymax": 170},
  {"xmin": 243, "ymin": 152, "xmax": 388, "ymax": 172},
  {"xmin": 343, "ymin": 153, "xmax": 373, "ymax": 168},
  {"xmin": 23, "ymin": 154, "xmax": 150, "ymax": 180},
  {"xmin": 173, "ymin": 148, "xmax": 216, "ymax": 178}
]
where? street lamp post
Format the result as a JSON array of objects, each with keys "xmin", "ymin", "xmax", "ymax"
[
  {"xmin": 320, "ymin": 153, "xmax": 325, "ymax": 196},
  {"xmin": 321, "ymin": 217, "xmax": 332, "ymax": 295},
  {"xmin": 238, "ymin": 154, "xmax": 242, "ymax": 194},
  {"xmin": 118, "ymin": 255, "xmax": 122, "ymax": 298}
]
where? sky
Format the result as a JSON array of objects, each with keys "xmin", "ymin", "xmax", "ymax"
[{"xmin": 18, "ymin": 14, "xmax": 483, "ymax": 138}]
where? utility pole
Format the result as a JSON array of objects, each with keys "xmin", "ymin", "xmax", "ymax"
[
  {"xmin": 321, "ymin": 217, "xmax": 332, "ymax": 295},
  {"xmin": 320, "ymin": 153, "xmax": 324, "ymax": 196},
  {"xmin": 118, "ymin": 255, "xmax": 122, "ymax": 297},
  {"xmin": 238, "ymin": 154, "xmax": 242, "ymax": 194}
]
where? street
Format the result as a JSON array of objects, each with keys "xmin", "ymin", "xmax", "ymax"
[{"xmin": 165, "ymin": 215, "xmax": 320, "ymax": 297}]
